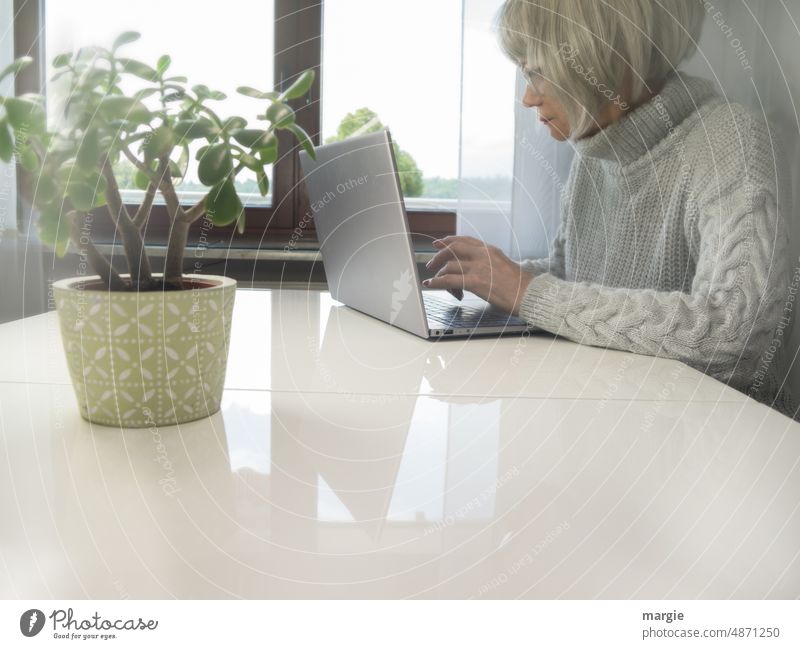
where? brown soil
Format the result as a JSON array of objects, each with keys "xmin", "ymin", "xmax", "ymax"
[{"xmin": 77, "ymin": 278, "xmax": 219, "ymax": 292}]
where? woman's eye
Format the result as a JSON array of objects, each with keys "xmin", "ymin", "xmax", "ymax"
[{"xmin": 522, "ymin": 67, "xmax": 541, "ymax": 83}]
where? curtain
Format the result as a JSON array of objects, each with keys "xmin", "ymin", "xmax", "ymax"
[
  {"xmin": 458, "ymin": 0, "xmax": 573, "ymax": 262},
  {"xmin": 508, "ymin": 73, "xmax": 574, "ymax": 260},
  {"xmin": 457, "ymin": 0, "xmax": 515, "ymax": 253},
  {"xmin": 0, "ymin": 0, "xmax": 46, "ymax": 324},
  {"xmin": 0, "ymin": 0, "xmax": 21, "ymax": 323}
]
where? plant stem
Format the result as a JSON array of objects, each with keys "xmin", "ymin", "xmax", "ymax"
[
  {"xmin": 69, "ymin": 212, "xmax": 128, "ymax": 291},
  {"xmin": 121, "ymin": 146, "xmax": 180, "ymax": 221},
  {"xmin": 160, "ymin": 161, "xmax": 190, "ymax": 288},
  {"xmin": 101, "ymin": 156, "xmax": 153, "ymax": 290},
  {"xmin": 119, "ymin": 144, "xmax": 151, "ymax": 175},
  {"xmin": 164, "ymin": 186, "xmax": 210, "ymax": 287},
  {"xmin": 181, "ymin": 195, "xmax": 206, "ymax": 224},
  {"xmin": 133, "ymin": 180, "xmax": 157, "ymax": 229},
  {"xmin": 159, "ymin": 162, "xmax": 184, "ymax": 222},
  {"xmin": 163, "ymin": 219, "xmax": 190, "ymax": 288},
  {"xmin": 16, "ymin": 175, "xmax": 127, "ymax": 291},
  {"xmin": 133, "ymin": 157, "xmax": 167, "ymax": 230},
  {"xmin": 198, "ymin": 104, "xmax": 224, "ymax": 128}
]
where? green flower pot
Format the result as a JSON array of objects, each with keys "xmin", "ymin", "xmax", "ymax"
[{"xmin": 53, "ymin": 273, "xmax": 236, "ymax": 427}]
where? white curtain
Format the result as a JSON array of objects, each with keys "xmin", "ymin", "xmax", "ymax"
[
  {"xmin": 458, "ymin": 0, "xmax": 800, "ymax": 396},
  {"xmin": 0, "ymin": 0, "xmax": 46, "ymax": 324},
  {"xmin": 508, "ymin": 73, "xmax": 574, "ymax": 260},
  {"xmin": 458, "ymin": 0, "xmax": 573, "ymax": 262},
  {"xmin": 457, "ymin": 0, "xmax": 515, "ymax": 253},
  {"xmin": 0, "ymin": 0, "xmax": 21, "ymax": 323}
]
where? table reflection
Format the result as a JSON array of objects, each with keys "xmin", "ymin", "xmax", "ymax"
[
  {"xmin": 221, "ymin": 388, "xmax": 505, "ymax": 555},
  {"xmin": 3, "ymin": 376, "xmax": 797, "ymax": 598}
]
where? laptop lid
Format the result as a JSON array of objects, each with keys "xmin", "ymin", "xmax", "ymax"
[{"xmin": 298, "ymin": 129, "xmax": 430, "ymax": 338}]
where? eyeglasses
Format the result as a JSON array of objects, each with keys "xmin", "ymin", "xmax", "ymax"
[{"xmin": 520, "ymin": 64, "xmax": 546, "ymax": 92}]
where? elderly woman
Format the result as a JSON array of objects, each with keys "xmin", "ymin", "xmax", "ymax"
[{"xmin": 424, "ymin": 0, "xmax": 795, "ymax": 417}]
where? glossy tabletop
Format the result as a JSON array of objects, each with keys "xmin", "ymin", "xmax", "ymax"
[{"xmin": 1, "ymin": 289, "xmax": 798, "ymax": 598}]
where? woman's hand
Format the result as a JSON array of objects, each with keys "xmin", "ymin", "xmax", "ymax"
[{"xmin": 422, "ymin": 236, "xmax": 534, "ymax": 315}]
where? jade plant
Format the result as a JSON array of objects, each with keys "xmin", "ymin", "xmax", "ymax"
[{"xmin": 0, "ymin": 31, "xmax": 315, "ymax": 290}]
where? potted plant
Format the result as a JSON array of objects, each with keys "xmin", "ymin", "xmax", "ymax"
[{"xmin": 0, "ymin": 32, "xmax": 315, "ymax": 427}]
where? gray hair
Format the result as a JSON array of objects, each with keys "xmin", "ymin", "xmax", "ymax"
[{"xmin": 496, "ymin": 0, "xmax": 705, "ymax": 138}]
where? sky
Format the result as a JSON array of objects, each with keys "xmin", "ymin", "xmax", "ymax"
[
  {"xmin": 320, "ymin": 0, "xmax": 462, "ymax": 179},
  {"xmin": 46, "ymin": 0, "xmax": 275, "ymax": 126},
  {"xmin": 45, "ymin": 0, "xmax": 515, "ymax": 182}
]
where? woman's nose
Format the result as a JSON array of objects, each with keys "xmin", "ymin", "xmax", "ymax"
[{"xmin": 522, "ymin": 84, "xmax": 542, "ymax": 108}]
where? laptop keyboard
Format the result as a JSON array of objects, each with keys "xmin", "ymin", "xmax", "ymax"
[{"xmin": 423, "ymin": 293, "xmax": 517, "ymax": 329}]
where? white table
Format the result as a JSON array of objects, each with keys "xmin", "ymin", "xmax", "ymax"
[{"xmin": 1, "ymin": 288, "xmax": 798, "ymax": 598}]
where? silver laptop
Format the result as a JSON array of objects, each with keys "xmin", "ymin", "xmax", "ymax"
[{"xmin": 298, "ymin": 129, "xmax": 533, "ymax": 339}]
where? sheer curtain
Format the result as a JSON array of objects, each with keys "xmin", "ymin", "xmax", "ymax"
[
  {"xmin": 458, "ymin": 0, "xmax": 572, "ymax": 262},
  {"xmin": 0, "ymin": 0, "xmax": 46, "ymax": 324},
  {"xmin": 458, "ymin": 0, "xmax": 800, "ymax": 398},
  {"xmin": 0, "ymin": 0, "xmax": 21, "ymax": 323},
  {"xmin": 457, "ymin": 0, "xmax": 515, "ymax": 252}
]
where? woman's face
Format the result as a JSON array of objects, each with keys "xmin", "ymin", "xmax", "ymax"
[
  {"xmin": 521, "ymin": 67, "xmax": 571, "ymax": 141},
  {"xmin": 520, "ymin": 63, "xmax": 633, "ymax": 141}
]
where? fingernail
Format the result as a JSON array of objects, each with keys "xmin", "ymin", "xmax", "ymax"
[
  {"xmin": 422, "ymin": 279, "xmax": 430, "ymax": 286},
  {"xmin": 425, "ymin": 260, "xmax": 432, "ymax": 268}
]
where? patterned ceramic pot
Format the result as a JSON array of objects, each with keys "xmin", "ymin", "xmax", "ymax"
[{"xmin": 53, "ymin": 273, "xmax": 236, "ymax": 427}]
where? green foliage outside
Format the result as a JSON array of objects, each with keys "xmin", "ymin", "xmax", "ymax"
[
  {"xmin": 422, "ymin": 176, "xmax": 459, "ymax": 199},
  {"xmin": 326, "ymin": 107, "xmax": 423, "ymax": 197},
  {"xmin": 117, "ymin": 105, "xmax": 472, "ymax": 202},
  {"xmin": 116, "ymin": 158, "xmax": 263, "ymax": 197},
  {"xmin": 117, "ymin": 105, "xmax": 500, "ymax": 203}
]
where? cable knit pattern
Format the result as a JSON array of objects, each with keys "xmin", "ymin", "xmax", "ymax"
[{"xmin": 518, "ymin": 72, "xmax": 796, "ymax": 419}]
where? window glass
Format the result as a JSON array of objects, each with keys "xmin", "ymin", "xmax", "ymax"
[
  {"xmin": 45, "ymin": 0, "xmax": 275, "ymax": 205},
  {"xmin": 322, "ymin": 0, "xmax": 462, "ymax": 207}
]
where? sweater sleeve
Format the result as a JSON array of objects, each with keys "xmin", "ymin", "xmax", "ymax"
[
  {"xmin": 517, "ymin": 177, "xmax": 790, "ymax": 383},
  {"xmin": 519, "ymin": 220, "xmax": 566, "ymax": 279}
]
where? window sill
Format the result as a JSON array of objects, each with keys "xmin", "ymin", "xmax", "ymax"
[{"xmin": 93, "ymin": 243, "xmax": 437, "ymax": 264}]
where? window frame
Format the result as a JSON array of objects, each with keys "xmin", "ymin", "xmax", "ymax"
[{"xmin": 15, "ymin": 0, "xmax": 455, "ymax": 250}]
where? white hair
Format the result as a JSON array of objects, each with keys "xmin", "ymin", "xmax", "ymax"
[{"xmin": 497, "ymin": 0, "xmax": 705, "ymax": 138}]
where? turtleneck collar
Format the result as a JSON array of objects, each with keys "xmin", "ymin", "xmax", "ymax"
[{"xmin": 572, "ymin": 72, "xmax": 717, "ymax": 166}]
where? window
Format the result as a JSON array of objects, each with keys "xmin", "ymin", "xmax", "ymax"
[
  {"xmin": 18, "ymin": 0, "xmax": 456, "ymax": 249},
  {"xmin": 321, "ymin": 0, "xmax": 462, "ymax": 209},
  {"xmin": 45, "ymin": 0, "xmax": 275, "ymax": 207}
]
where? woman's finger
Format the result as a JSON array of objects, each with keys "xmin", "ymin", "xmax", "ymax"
[
  {"xmin": 426, "ymin": 240, "xmax": 480, "ymax": 271},
  {"xmin": 433, "ymin": 235, "xmax": 484, "ymax": 248},
  {"xmin": 422, "ymin": 274, "xmax": 468, "ymax": 290},
  {"xmin": 436, "ymin": 260, "xmax": 469, "ymax": 276}
]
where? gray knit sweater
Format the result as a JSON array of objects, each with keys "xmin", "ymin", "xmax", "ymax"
[{"xmin": 518, "ymin": 72, "xmax": 796, "ymax": 418}]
